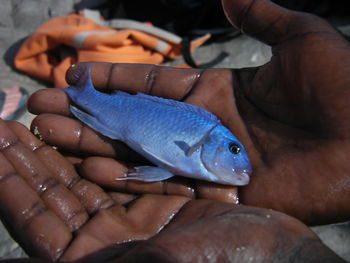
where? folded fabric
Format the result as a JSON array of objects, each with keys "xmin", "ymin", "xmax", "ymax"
[{"xmin": 14, "ymin": 9, "xmax": 210, "ymax": 88}]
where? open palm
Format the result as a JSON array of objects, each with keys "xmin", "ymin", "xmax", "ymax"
[
  {"xmin": 0, "ymin": 0, "xmax": 349, "ymax": 261},
  {"xmin": 30, "ymin": 0, "xmax": 350, "ymax": 225}
]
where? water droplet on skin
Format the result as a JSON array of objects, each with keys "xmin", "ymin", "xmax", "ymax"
[
  {"xmin": 73, "ymin": 129, "xmax": 81, "ymax": 138},
  {"xmin": 234, "ymin": 195, "xmax": 240, "ymax": 205},
  {"xmin": 21, "ymin": 208, "xmax": 29, "ymax": 216},
  {"xmin": 39, "ymin": 183, "xmax": 47, "ymax": 192},
  {"xmin": 266, "ymin": 214, "xmax": 271, "ymax": 218},
  {"xmin": 31, "ymin": 145, "xmax": 39, "ymax": 151},
  {"xmin": 47, "ymin": 129, "xmax": 53, "ymax": 136},
  {"xmin": 0, "ymin": 139, "xmax": 11, "ymax": 149},
  {"xmin": 33, "ymin": 126, "xmax": 43, "ymax": 141},
  {"xmin": 236, "ymin": 246, "xmax": 245, "ymax": 252},
  {"xmin": 33, "ymin": 126, "xmax": 39, "ymax": 135}
]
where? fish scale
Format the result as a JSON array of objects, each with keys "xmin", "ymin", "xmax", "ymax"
[
  {"xmin": 64, "ymin": 68, "xmax": 252, "ymax": 185},
  {"xmin": 118, "ymin": 96, "xmax": 217, "ymax": 176}
]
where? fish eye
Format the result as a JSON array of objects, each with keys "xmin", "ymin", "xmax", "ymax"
[{"xmin": 229, "ymin": 143, "xmax": 241, "ymax": 154}]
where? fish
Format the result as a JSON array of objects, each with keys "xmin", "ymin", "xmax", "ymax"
[{"xmin": 64, "ymin": 68, "xmax": 252, "ymax": 186}]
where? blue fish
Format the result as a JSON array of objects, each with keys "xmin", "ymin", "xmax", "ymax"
[{"xmin": 64, "ymin": 68, "xmax": 252, "ymax": 185}]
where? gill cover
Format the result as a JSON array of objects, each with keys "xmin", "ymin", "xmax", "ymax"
[{"xmin": 200, "ymin": 126, "xmax": 251, "ymax": 185}]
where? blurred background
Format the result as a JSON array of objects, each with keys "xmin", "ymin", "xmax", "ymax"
[{"xmin": 0, "ymin": 0, "xmax": 349, "ymax": 260}]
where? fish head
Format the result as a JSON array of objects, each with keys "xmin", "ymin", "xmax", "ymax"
[{"xmin": 201, "ymin": 126, "xmax": 252, "ymax": 186}]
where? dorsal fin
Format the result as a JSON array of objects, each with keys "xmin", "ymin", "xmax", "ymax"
[
  {"xmin": 139, "ymin": 93, "xmax": 220, "ymax": 123},
  {"xmin": 113, "ymin": 91, "xmax": 220, "ymax": 123}
]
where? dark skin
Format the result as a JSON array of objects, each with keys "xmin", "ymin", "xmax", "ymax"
[
  {"xmin": 0, "ymin": 0, "xmax": 349, "ymax": 261},
  {"xmin": 0, "ymin": 120, "xmax": 345, "ymax": 262}
]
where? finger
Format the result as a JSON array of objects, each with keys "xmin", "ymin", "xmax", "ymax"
[
  {"xmin": 80, "ymin": 157, "xmax": 241, "ymax": 204},
  {"xmin": 30, "ymin": 113, "xmax": 142, "ymax": 161},
  {"xmin": 7, "ymin": 121, "xmax": 80, "ymax": 186},
  {"xmin": 0, "ymin": 153, "xmax": 72, "ymax": 260},
  {"xmin": 28, "ymin": 88, "xmax": 70, "ymax": 116},
  {"xmin": 31, "ymin": 63, "xmax": 237, "ymax": 130},
  {"xmin": 0, "ymin": 121, "xmax": 74, "ymax": 260},
  {"xmin": 222, "ymin": 0, "xmax": 334, "ymax": 45},
  {"xmin": 79, "ymin": 156, "xmax": 195, "ymax": 198},
  {"xmin": 64, "ymin": 155, "xmax": 83, "ymax": 166},
  {"xmin": 0, "ymin": 119, "xmax": 88, "ymax": 232},
  {"xmin": 65, "ymin": 62, "xmax": 249, "ymax": 139},
  {"xmin": 195, "ymin": 181, "xmax": 239, "ymax": 204},
  {"xmin": 108, "ymin": 192, "xmax": 138, "ymax": 206},
  {"xmin": 66, "ymin": 62, "xmax": 203, "ymax": 101},
  {"xmin": 7, "ymin": 121, "xmax": 116, "ymax": 214},
  {"xmin": 31, "ymin": 63, "xmax": 235, "ymax": 123},
  {"xmin": 60, "ymin": 194, "xmax": 190, "ymax": 261},
  {"xmin": 30, "ymin": 113, "xmax": 116, "ymax": 156}
]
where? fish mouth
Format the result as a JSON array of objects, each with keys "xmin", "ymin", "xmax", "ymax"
[
  {"xmin": 215, "ymin": 171, "xmax": 250, "ymax": 186},
  {"xmin": 234, "ymin": 171, "xmax": 250, "ymax": 186}
]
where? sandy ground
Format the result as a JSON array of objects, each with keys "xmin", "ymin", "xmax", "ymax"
[{"xmin": 0, "ymin": 1, "xmax": 349, "ymax": 261}]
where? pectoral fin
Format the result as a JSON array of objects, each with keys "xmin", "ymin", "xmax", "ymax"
[
  {"xmin": 70, "ymin": 105, "xmax": 121, "ymax": 140},
  {"xmin": 175, "ymin": 124, "xmax": 218, "ymax": 157},
  {"xmin": 116, "ymin": 166, "xmax": 174, "ymax": 182}
]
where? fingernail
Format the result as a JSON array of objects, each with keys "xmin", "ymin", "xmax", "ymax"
[{"xmin": 66, "ymin": 63, "xmax": 86, "ymax": 85}]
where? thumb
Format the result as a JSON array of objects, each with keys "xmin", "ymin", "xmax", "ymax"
[{"xmin": 221, "ymin": 0, "xmax": 334, "ymax": 45}]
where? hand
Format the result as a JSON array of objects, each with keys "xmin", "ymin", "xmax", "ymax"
[
  {"xmin": 29, "ymin": 0, "xmax": 350, "ymax": 225},
  {"xmin": 0, "ymin": 120, "xmax": 343, "ymax": 262},
  {"xmin": 1, "ymin": 0, "xmax": 349, "ymax": 261}
]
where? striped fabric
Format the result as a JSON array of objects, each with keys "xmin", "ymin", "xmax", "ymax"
[{"xmin": 0, "ymin": 86, "xmax": 26, "ymax": 120}]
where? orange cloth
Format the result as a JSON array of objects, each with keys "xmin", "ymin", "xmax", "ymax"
[{"xmin": 14, "ymin": 13, "xmax": 209, "ymax": 88}]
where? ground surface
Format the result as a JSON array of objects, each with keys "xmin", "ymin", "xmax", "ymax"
[{"xmin": 0, "ymin": 0, "xmax": 349, "ymax": 261}]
